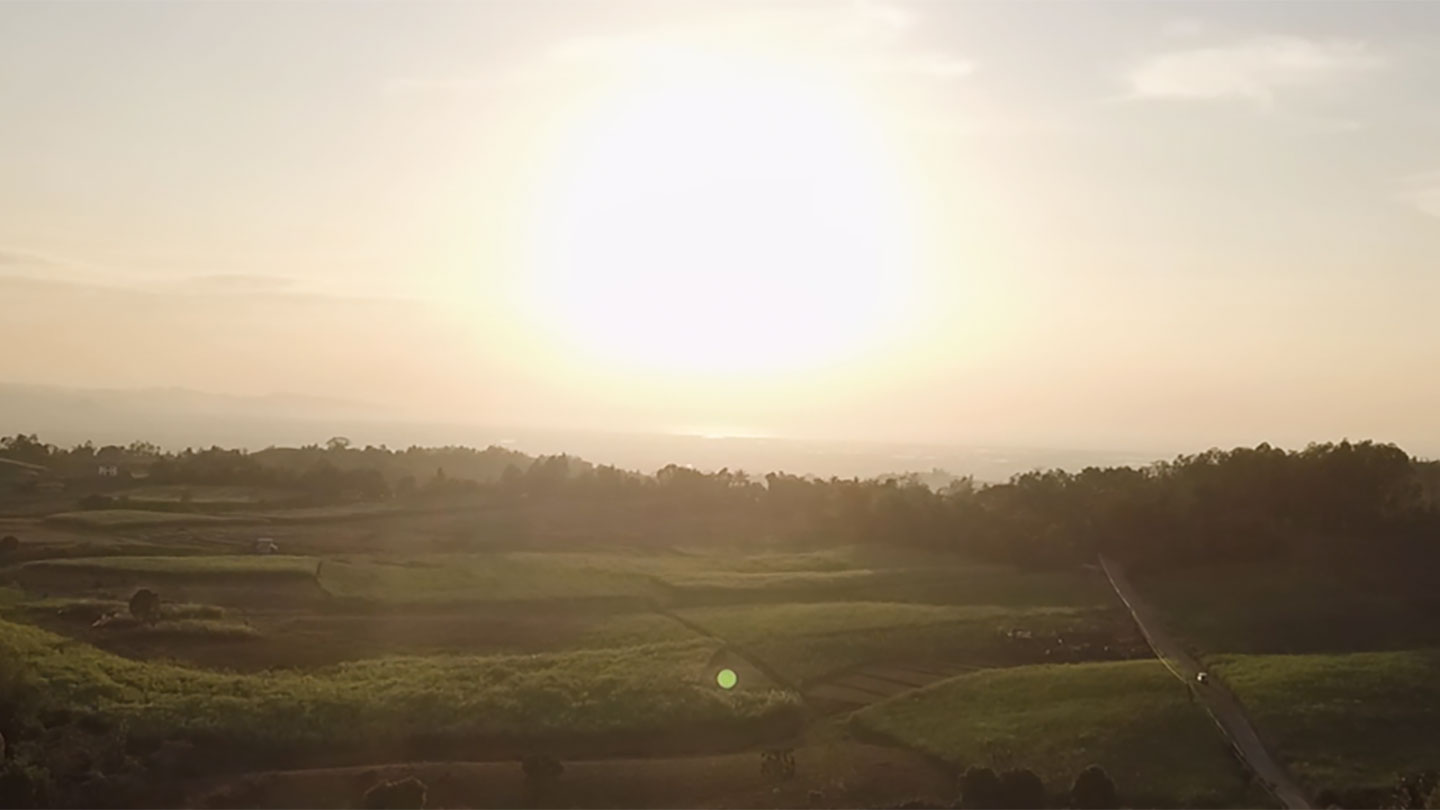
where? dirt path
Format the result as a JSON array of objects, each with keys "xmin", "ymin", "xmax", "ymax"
[{"xmin": 1098, "ymin": 555, "xmax": 1311, "ymax": 810}]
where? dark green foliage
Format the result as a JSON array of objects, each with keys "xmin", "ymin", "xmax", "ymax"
[
  {"xmin": 0, "ymin": 535, "xmax": 17, "ymax": 555},
  {"xmin": 1070, "ymin": 765, "xmax": 1118, "ymax": 809},
  {"xmin": 127, "ymin": 589, "xmax": 160, "ymax": 625},
  {"xmin": 1392, "ymin": 771, "xmax": 1440, "ymax": 809},
  {"xmin": 958, "ymin": 766, "xmax": 1003, "ymax": 809},
  {"xmin": 360, "ymin": 776, "xmax": 428, "ymax": 809},
  {"xmin": 998, "ymin": 768, "xmax": 1047, "ymax": 809},
  {"xmin": 9, "ymin": 433, "xmax": 1440, "ymax": 569},
  {"xmin": 0, "ymin": 758, "xmax": 50, "ymax": 808}
]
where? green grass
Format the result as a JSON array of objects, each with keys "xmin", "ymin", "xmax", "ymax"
[
  {"xmin": 114, "ymin": 485, "xmax": 296, "ymax": 505},
  {"xmin": 138, "ymin": 618, "xmax": 261, "ymax": 641},
  {"xmin": 1140, "ymin": 560, "xmax": 1440, "ymax": 655},
  {"xmin": 1212, "ymin": 649, "xmax": 1440, "ymax": 793},
  {"xmin": 853, "ymin": 660, "xmax": 1255, "ymax": 808},
  {"xmin": 0, "ymin": 615, "xmax": 800, "ymax": 764},
  {"xmin": 569, "ymin": 612, "xmax": 703, "ymax": 648},
  {"xmin": 43, "ymin": 509, "xmax": 248, "ymax": 529},
  {"xmin": 22, "ymin": 554, "xmax": 318, "ymax": 579},
  {"xmin": 318, "ymin": 554, "xmax": 660, "ymax": 604},
  {"xmin": 679, "ymin": 601, "xmax": 1126, "ymax": 684}
]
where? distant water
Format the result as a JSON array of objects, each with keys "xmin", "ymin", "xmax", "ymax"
[{"xmin": 0, "ymin": 383, "xmax": 1167, "ymax": 481}]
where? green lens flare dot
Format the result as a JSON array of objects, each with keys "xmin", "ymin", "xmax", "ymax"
[{"xmin": 716, "ymin": 668, "xmax": 738, "ymax": 690}]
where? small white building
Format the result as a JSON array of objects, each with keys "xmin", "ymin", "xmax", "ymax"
[
  {"xmin": 97, "ymin": 465, "xmax": 120, "ymax": 477},
  {"xmin": 253, "ymin": 538, "xmax": 279, "ymax": 555}
]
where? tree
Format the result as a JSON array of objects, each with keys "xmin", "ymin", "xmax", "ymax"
[
  {"xmin": 998, "ymin": 768, "xmax": 1047, "ymax": 809},
  {"xmin": 958, "ymin": 766, "xmax": 1003, "ymax": 809},
  {"xmin": 1070, "ymin": 765, "xmax": 1118, "ymax": 809},
  {"xmin": 326, "ymin": 436, "xmax": 352, "ymax": 452},
  {"xmin": 128, "ymin": 589, "xmax": 161, "ymax": 625}
]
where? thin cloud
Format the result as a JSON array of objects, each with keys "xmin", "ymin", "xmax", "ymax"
[
  {"xmin": 866, "ymin": 53, "xmax": 974, "ymax": 80},
  {"xmin": 1126, "ymin": 36, "xmax": 1385, "ymax": 104},
  {"xmin": 382, "ymin": 2, "xmax": 959, "ymax": 96}
]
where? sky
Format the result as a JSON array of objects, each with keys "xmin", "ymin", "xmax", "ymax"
[{"xmin": 2, "ymin": 0, "xmax": 1439, "ymax": 456}]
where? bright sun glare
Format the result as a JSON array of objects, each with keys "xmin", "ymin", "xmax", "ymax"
[{"xmin": 527, "ymin": 48, "xmax": 916, "ymax": 375}]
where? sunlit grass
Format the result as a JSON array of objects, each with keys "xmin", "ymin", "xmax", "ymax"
[{"xmin": 0, "ymin": 616, "xmax": 800, "ymax": 764}]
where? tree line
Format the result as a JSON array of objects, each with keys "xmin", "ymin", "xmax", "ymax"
[{"xmin": 4, "ymin": 434, "xmax": 1437, "ymax": 571}]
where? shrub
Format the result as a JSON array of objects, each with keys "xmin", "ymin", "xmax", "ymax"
[
  {"xmin": 998, "ymin": 768, "xmax": 1047, "ymax": 809},
  {"xmin": 1070, "ymin": 765, "xmax": 1118, "ymax": 809},
  {"xmin": 361, "ymin": 776, "xmax": 428, "ymax": 809},
  {"xmin": 958, "ymin": 766, "xmax": 1002, "ymax": 809},
  {"xmin": 0, "ymin": 535, "xmax": 17, "ymax": 555},
  {"xmin": 128, "ymin": 589, "xmax": 161, "ymax": 625},
  {"xmin": 0, "ymin": 759, "xmax": 50, "ymax": 808}
]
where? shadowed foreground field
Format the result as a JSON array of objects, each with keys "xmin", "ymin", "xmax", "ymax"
[
  {"xmin": 1212, "ymin": 649, "xmax": 1440, "ymax": 795},
  {"xmin": 851, "ymin": 659, "xmax": 1262, "ymax": 808}
]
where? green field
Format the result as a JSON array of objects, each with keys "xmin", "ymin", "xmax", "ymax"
[
  {"xmin": 852, "ymin": 660, "xmax": 1258, "ymax": 808},
  {"xmin": 1140, "ymin": 560, "xmax": 1440, "ymax": 655},
  {"xmin": 43, "ymin": 509, "xmax": 249, "ymax": 529},
  {"xmin": 0, "ymin": 616, "xmax": 800, "ymax": 765},
  {"xmin": 115, "ymin": 484, "xmax": 297, "ymax": 506},
  {"xmin": 317, "ymin": 554, "xmax": 661, "ymax": 604},
  {"xmin": 1212, "ymin": 649, "xmax": 1440, "ymax": 793},
  {"xmin": 678, "ymin": 601, "xmax": 1137, "ymax": 684},
  {"xmin": 22, "ymin": 554, "xmax": 318, "ymax": 578}
]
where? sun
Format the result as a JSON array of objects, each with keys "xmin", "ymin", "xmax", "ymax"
[{"xmin": 523, "ymin": 48, "xmax": 916, "ymax": 376}]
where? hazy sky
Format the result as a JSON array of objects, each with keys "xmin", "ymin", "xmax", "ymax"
[{"xmin": 3, "ymin": 1, "xmax": 1439, "ymax": 454}]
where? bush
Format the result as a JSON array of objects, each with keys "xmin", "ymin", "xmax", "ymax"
[
  {"xmin": 958, "ymin": 766, "xmax": 1002, "ymax": 809},
  {"xmin": 998, "ymin": 768, "xmax": 1046, "ymax": 809},
  {"xmin": 361, "ymin": 776, "xmax": 428, "ymax": 809},
  {"xmin": 0, "ymin": 535, "xmax": 17, "ymax": 555},
  {"xmin": 0, "ymin": 759, "xmax": 50, "ymax": 808},
  {"xmin": 128, "ymin": 589, "xmax": 161, "ymax": 625},
  {"xmin": 1070, "ymin": 765, "xmax": 1118, "ymax": 809}
]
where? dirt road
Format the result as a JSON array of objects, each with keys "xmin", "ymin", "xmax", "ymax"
[{"xmin": 1098, "ymin": 555, "xmax": 1311, "ymax": 810}]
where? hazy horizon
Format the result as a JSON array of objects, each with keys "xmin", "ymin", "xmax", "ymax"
[{"xmin": 5, "ymin": 1, "xmax": 1439, "ymax": 453}]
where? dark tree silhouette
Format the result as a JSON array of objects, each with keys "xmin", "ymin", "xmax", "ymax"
[
  {"xmin": 128, "ymin": 589, "xmax": 161, "ymax": 625},
  {"xmin": 997, "ymin": 768, "xmax": 1047, "ymax": 809},
  {"xmin": 958, "ymin": 766, "xmax": 1003, "ymax": 809},
  {"xmin": 1070, "ymin": 765, "xmax": 1118, "ymax": 809}
]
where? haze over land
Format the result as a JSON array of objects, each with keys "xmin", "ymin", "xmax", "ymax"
[{"xmin": 5, "ymin": 1, "xmax": 1440, "ymax": 455}]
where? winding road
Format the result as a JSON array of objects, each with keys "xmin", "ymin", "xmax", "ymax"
[{"xmin": 1098, "ymin": 555, "xmax": 1312, "ymax": 810}]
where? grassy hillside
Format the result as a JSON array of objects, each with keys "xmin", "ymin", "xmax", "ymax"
[
  {"xmin": 43, "ymin": 509, "xmax": 250, "ymax": 529},
  {"xmin": 317, "ymin": 554, "xmax": 660, "ymax": 604},
  {"xmin": 0, "ymin": 616, "xmax": 800, "ymax": 766},
  {"xmin": 1140, "ymin": 560, "xmax": 1440, "ymax": 655},
  {"xmin": 852, "ymin": 660, "xmax": 1256, "ymax": 808},
  {"xmin": 1213, "ymin": 649, "xmax": 1440, "ymax": 793},
  {"xmin": 680, "ymin": 601, "xmax": 1141, "ymax": 684},
  {"xmin": 22, "ymin": 554, "xmax": 318, "ymax": 578}
]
